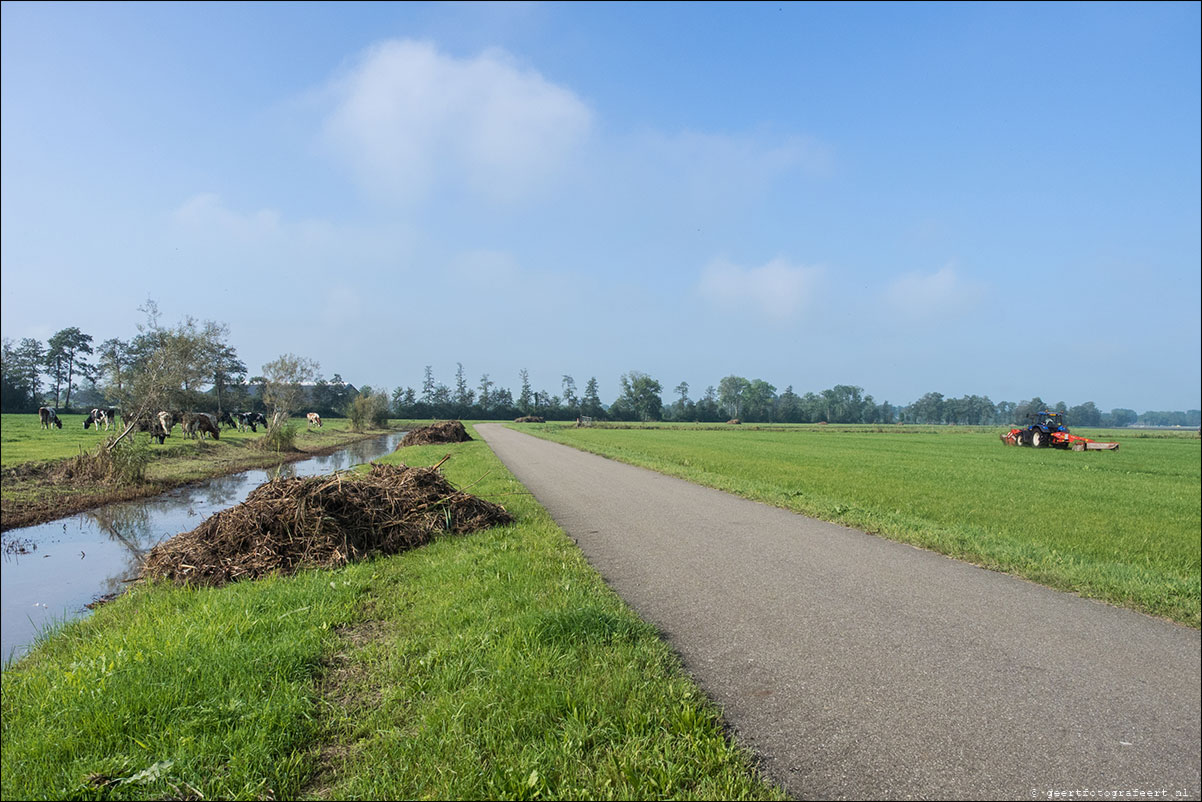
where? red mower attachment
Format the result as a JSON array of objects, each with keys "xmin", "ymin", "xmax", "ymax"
[{"xmin": 1001, "ymin": 411, "xmax": 1120, "ymax": 451}]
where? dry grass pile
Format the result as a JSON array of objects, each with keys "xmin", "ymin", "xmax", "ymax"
[
  {"xmin": 52, "ymin": 437, "xmax": 150, "ymax": 483},
  {"xmin": 514, "ymin": 416, "xmax": 545, "ymax": 423},
  {"xmin": 140, "ymin": 462, "xmax": 512, "ymax": 587},
  {"xmin": 398, "ymin": 420, "xmax": 472, "ymax": 447}
]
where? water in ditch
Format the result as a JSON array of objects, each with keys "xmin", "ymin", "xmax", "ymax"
[{"xmin": 2, "ymin": 431, "xmax": 405, "ymax": 662}]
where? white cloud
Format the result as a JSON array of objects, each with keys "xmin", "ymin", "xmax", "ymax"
[
  {"xmin": 697, "ymin": 257, "xmax": 824, "ymax": 322},
  {"xmin": 322, "ymin": 40, "xmax": 593, "ymax": 204},
  {"xmin": 172, "ymin": 193, "xmax": 284, "ymax": 240},
  {"xmin": 597, "ymin": 129, "xmax": 831, "ymax": 218},
  {"xmin": 168, "ymin": 193, "xmax": 415, "ymax": 275},
  {"xmin": 644, "ymin": 129, "xmax": 831, "ymax": 183},
  {"xmin": 448, "ymin": 249, "xmax": 521, "ymax": 288},
  {"xmin": 884, "ymin": 265, "xmax": 985, "ymax": 322}
]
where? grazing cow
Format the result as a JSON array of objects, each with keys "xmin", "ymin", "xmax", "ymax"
[
  {"xmin": 84, "ymin": 408, "xmax": 117, "ymax": 430},
  {"xmin": 307, "ymin": 412, "xmax": 322, "ymax": 428},
  {"xmin": 38, "ymin": 407, "xmax": 63, "ymax": 430},
  {"xmin": 158, "ymin": 411, "xmax": 175, "ymax": 438},
  {"xmin": 216, "ymin": 411, "xmax": 237, "ymax": 430},
  {"xmin": 238, "ymin": 412, "xmax": 268, "ymax": 432},
  {"xmin": 181, "ymin": 412, "xmax": 220, "ymax": 440},
  {"xmin": 180, "ymin": 413, "xmax": 198, "ymax": 439},
  {"xmin": 130, "ymin": 414, "xmax": 170, "ymax": 444}
]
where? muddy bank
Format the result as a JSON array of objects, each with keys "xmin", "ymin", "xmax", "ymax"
[{"xmin": 1, "ymin": 429, "xmax": 399, "ymax": 532}]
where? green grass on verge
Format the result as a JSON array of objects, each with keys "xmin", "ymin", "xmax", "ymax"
[
  {"xmin": 1, "ymin": 428, "xmax": 785, "ymax": 801},
  {"xmin": 520, "ymin": 424, "xmax": 1201, "ymax": 627}
]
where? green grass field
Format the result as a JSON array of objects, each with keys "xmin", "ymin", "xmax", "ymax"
[
  {"xmin": 1, "ymin": 414, "xmax": 398, "ymax": 531},
  {"xmin": 0, "ymin": 412, "xmax": 360, "ymax": 468},
  {"xmin": 0, "ymin": 428, "xmax": 784, "ymax": 801},
  {"xmin": 522, "ymin": 423, "xmax": 1201, "ymax": 627}
]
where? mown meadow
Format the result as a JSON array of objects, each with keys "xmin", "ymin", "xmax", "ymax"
[
  {"xmin": 0, "ymin": 428, "xmax": 785, "ymax": 801},
  {"xmin": 522, "ymin": 423, "xmax": 1201, "ymax": 627}
]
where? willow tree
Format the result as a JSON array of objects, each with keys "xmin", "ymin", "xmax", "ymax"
[
  {"xmin": 260, "ymin": 353, "xmax": 320, "ymax": 430},
  {"xmin": 108, "ymin": 304, "xmax": 233, "ymax": 448}
]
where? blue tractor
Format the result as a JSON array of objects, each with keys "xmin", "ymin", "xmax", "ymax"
[
  {"xmin": 1020, "ymin": 410, "xmax": 1068, "ymax": 448},
  {"xmin": 1001, "ymin": 410, "xmax": 1119, "ymax": 450}
]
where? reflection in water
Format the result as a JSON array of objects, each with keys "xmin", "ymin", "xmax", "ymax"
[
  {"xmin": 2, "ymin": 431, "xmax": 404, "ymax": 662},
  {"xmin": 84, "ymin": 505, "xmax": 155, "ymax": 556}
]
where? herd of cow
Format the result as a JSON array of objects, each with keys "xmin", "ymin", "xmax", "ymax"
[{"xmin": 37, "ymin": 407, "xmax": 323, "ymax": 443}]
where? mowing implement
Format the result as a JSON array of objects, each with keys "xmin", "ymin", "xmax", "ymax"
[{"xmin": 1001, "ymin": 411, "xmax": 1120, "ymax": 451}]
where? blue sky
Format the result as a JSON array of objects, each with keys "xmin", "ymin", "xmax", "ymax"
[{"xmin": 2, "ymin": 1, "xmax": 1199, "ymax": 411}]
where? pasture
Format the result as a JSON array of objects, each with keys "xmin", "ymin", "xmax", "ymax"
[
  {"xmin": 1, "ymin": 413, "xmax": 389, "ymax": 531},
  {"xmin": 0, "ymin": 429, "xmax": 783, "ymax": 800},
  {"xmin": 1, "ymin": 412, "xmax": 357, "ymax": 468},
  {"xmin": 524, "ymin": 423, "xmax": 1201, "ymax": 627}
]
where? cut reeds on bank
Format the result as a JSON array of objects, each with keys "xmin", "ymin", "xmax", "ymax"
[
  {"xmin": 140, "ymin": 463, "xmax": 511, "ymax": 587},
  {"xmin": 397, "ymin": 420, "xmax": 472, "ymax": 447}
]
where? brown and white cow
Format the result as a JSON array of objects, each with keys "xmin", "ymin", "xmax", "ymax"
[
  {"xmin": 128, "ymin": 414, "xmax": 170, "ymax": 444},
  {"xmin": 307, "ymin": 412, "xmax": 322, "ymax": 428},
  {"xmin": 180, "ymin": 412, "xmax": 220, "ymax": 440},
  {"xmin": 38, "ymin": 407, "xmax": 63, "ymax": 429}
]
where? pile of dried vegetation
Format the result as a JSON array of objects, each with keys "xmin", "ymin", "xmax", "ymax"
[
  {"xmin": 514, "ymin": 415, "xmax": 545, "ymax": 423},
  {"xmin": 53, "ymin": 437, "xmax": 151, "ymax": 484},
  {"xmin": 398, "ymin": 420, "xmax": 472, "ymax": 447},
  {"xmin": 139, "ymin": 462, "xmax": 511, "ymax": 587}
]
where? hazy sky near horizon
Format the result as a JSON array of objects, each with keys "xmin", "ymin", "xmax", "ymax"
[{"xmin": 3, "ymin": 2, "xmax": 1199, "ymax": 411}]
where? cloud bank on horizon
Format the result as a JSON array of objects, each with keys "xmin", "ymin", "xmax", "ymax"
[{"xmin": 1, "ymin": 3, "xmax": 1198, "ymax": 411}]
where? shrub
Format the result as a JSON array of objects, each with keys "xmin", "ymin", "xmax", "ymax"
[
  {"xmin": 54, "ymin": 435, "xmax": 151, "ymax": 484},
  {"xmin": 257, "ymin": 421, "xmax": 298, "ymax": 452},
  {"xmin": 346, "ymin": 392, "xmax": 390, "ymax": 431}
]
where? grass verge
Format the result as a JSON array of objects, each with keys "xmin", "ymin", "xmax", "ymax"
[
  {"xmin": 518, "ymin": 423, "xmax": 1201, "ymax": 627},
  {"xmin": 1, "ymin": 428, "xmax": 785, "ymax": 801}
]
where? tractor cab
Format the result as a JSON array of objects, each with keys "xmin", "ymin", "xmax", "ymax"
[{"xmin": 1030, "ymin": 411, "xmax": 1067, "ymax": 433}]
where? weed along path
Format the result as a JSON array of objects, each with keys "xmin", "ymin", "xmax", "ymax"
[{"xmin": 475, "ymin": 423, "xmax": 1202, "ymax": 800}]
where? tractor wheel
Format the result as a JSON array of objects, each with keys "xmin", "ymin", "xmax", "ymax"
[{"xmin": 1030, "ymin": 429, "xmax": 1045, "ymax": 448}]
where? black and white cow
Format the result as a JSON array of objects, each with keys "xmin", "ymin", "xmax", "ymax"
[
  {"xmin": 84, "ymin": 408, "xmax": 117, "ymax": 430},
  {"xmin": 237, "ymin": 412, "xmax": 268, "ymax": 432},
  {"xmin": 38, "ymin": 407, "xmax": 63, "ymax": 430}
]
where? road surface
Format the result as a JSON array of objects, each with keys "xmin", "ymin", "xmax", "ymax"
[{"xmin": 476, "ymin": 423, "xmax": 1201, "ymax": 801}]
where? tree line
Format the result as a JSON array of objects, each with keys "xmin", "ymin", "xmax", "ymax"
[
  {"xmin": 4, "ymin": 318, "xmax": 1199, "ymax": 429},
  {"xmin": 387, "ymin": 368, "xmax": 1200, "ymax": 428},
  {"xmin": 0, "ymin": 306, "xmax": 338, "ymax": 436}
]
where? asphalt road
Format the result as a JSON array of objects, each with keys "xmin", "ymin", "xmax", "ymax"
[{"xmin": 475, "ymin": 423, "xmax": 1201, "ymax": 801}]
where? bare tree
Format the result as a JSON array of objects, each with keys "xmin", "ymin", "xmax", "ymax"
[
  {"xmin": 261, "ymin": 353, "xmax": 320, "ymax": 429},
  {"xmin": 107, "ymin": 303, "xmax": 233, "ymax": 449}
]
